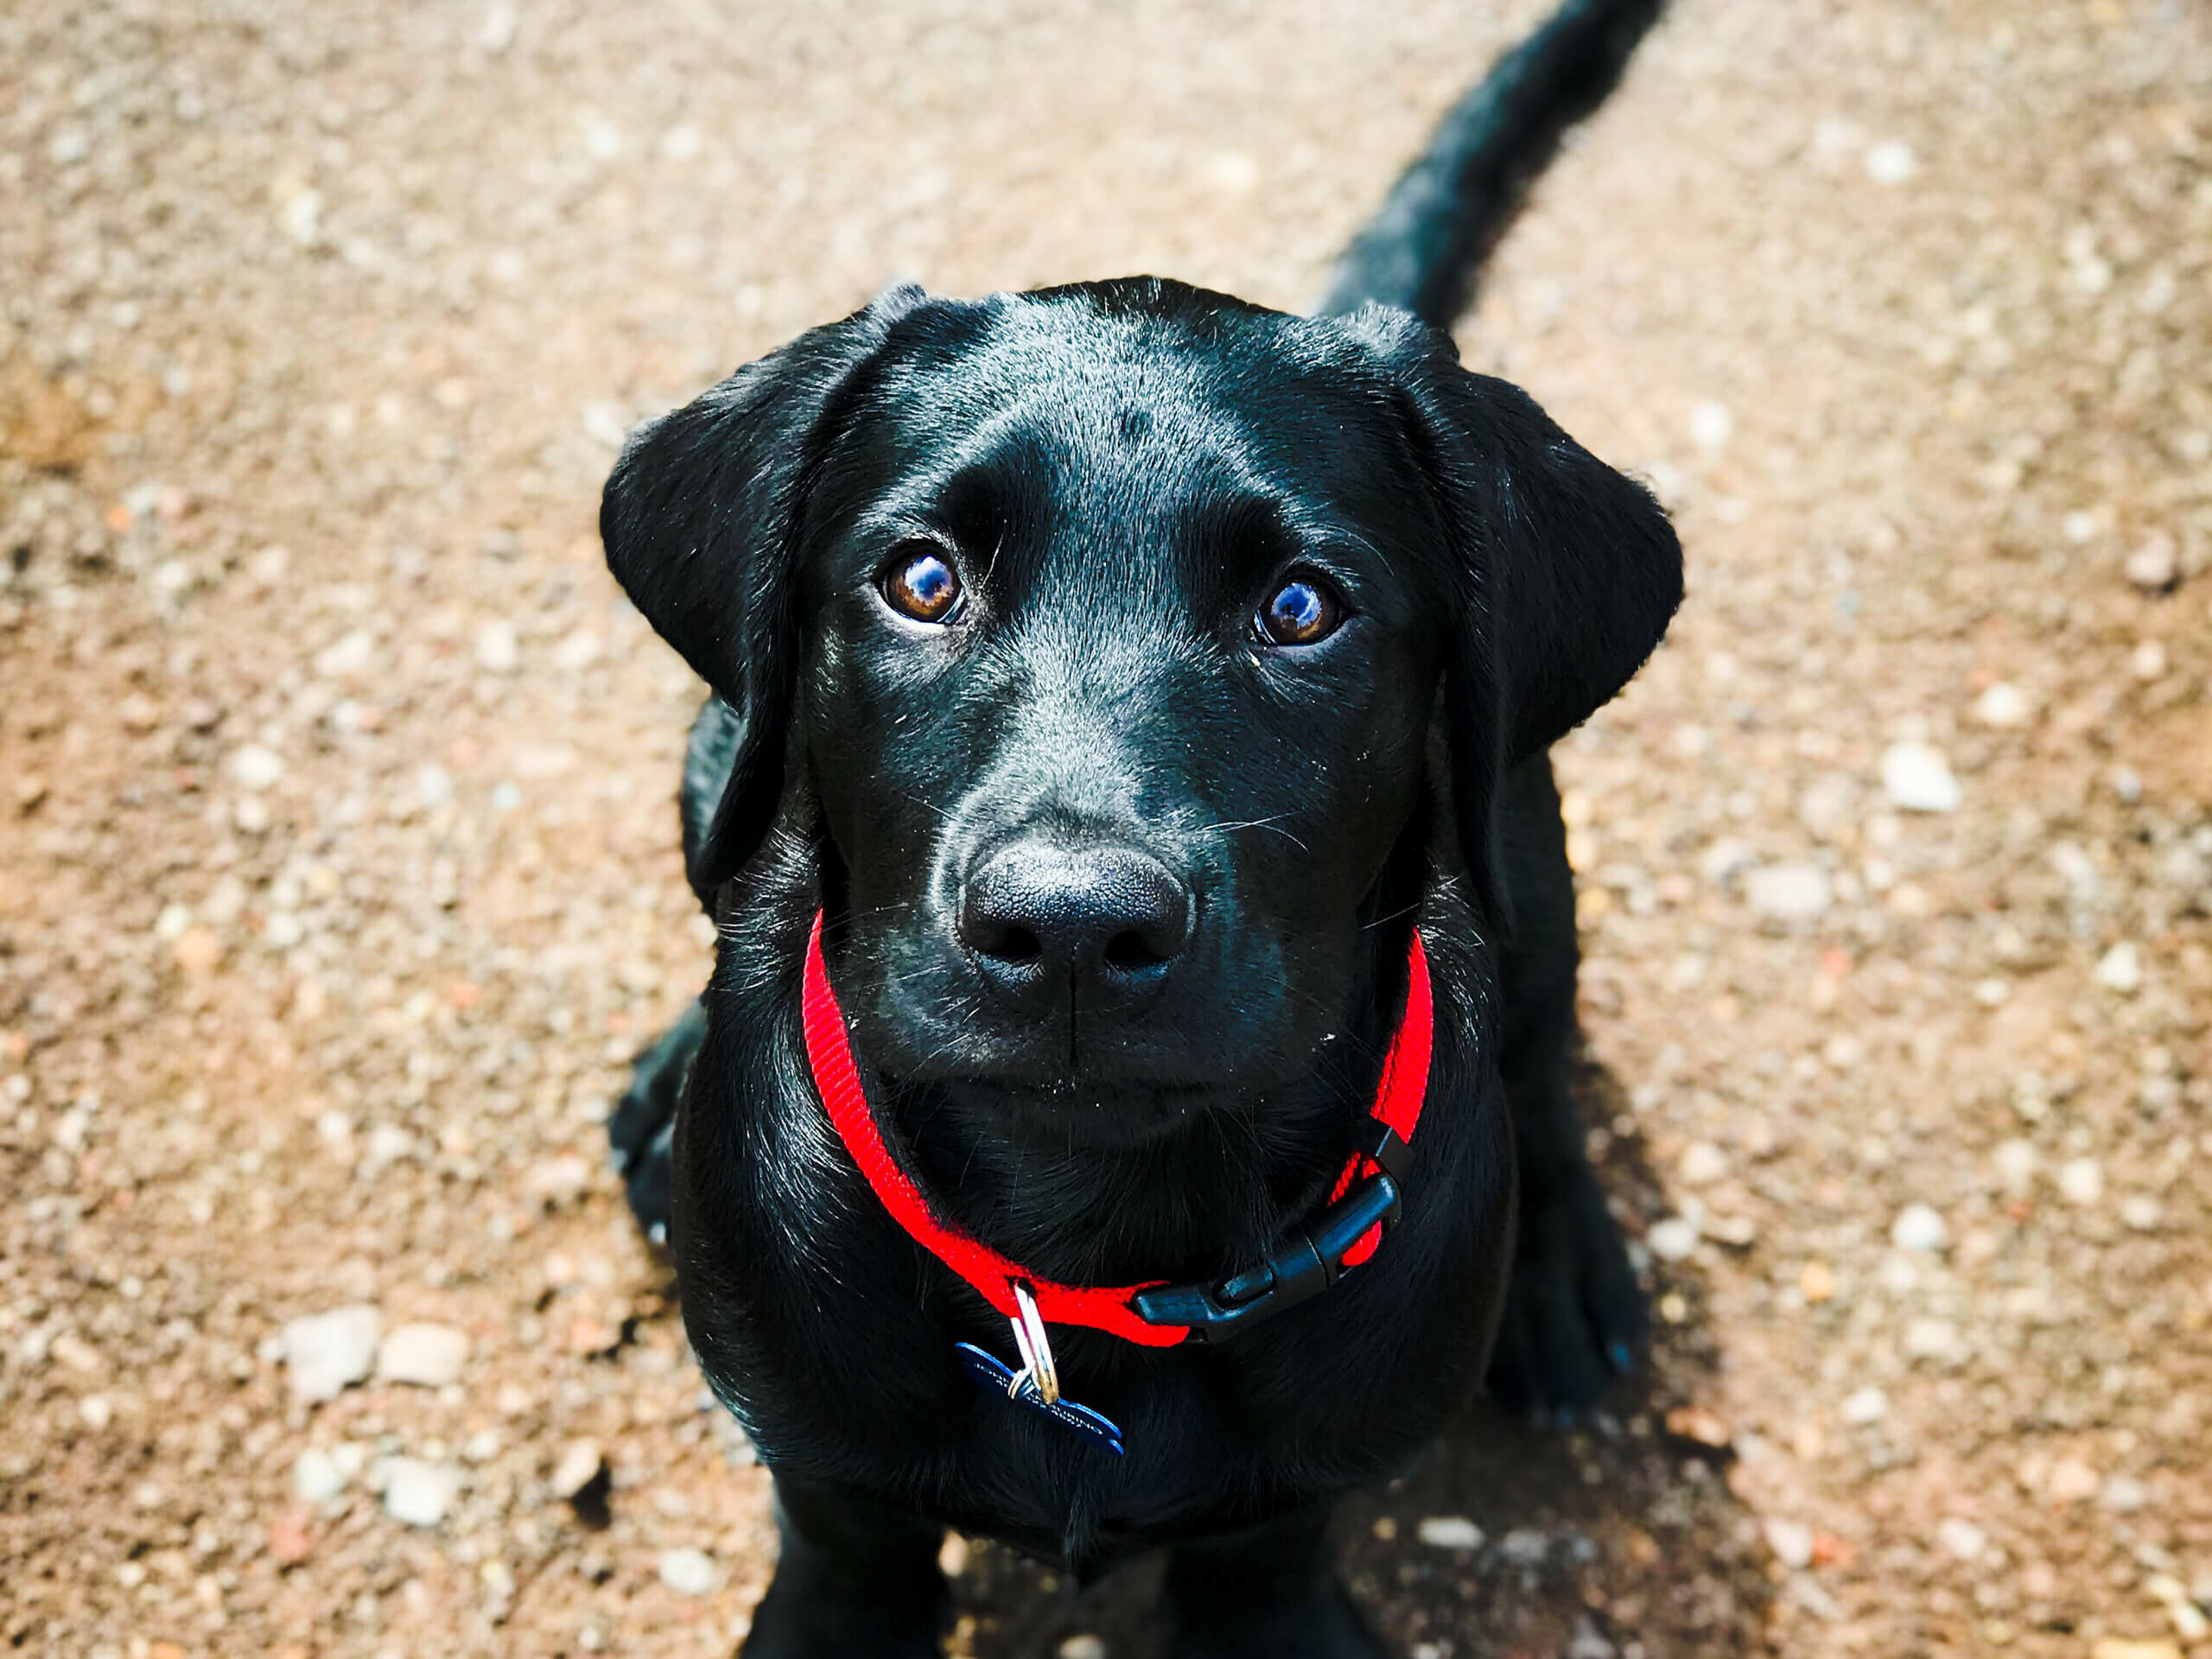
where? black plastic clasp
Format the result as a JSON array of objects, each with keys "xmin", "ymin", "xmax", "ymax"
[{"xmin": 1129, "ymin": 1145, "xmax": 1407, "ymax": 1344}]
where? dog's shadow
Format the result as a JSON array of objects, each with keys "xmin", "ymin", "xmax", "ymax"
[{"xmin": 949, "ymin": 1058, "xmax": 1774, "ymax": 1659}]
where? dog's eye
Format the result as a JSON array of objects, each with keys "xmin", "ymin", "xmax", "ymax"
[
  {"xmin": 1255, "ymin": 570, "xmax": 1345, "ymax": 647},
  {"xmin": 880, "ymin": 543, "xmax": 963, "ymax": 625}
]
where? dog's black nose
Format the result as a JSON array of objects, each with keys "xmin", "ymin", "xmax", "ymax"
[{"xmin": 958, "ymin": 842, "xmax": 1192, "ymax": 1010}]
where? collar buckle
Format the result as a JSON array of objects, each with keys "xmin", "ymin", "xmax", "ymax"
[{"xmin": 1127, "ymin": 1131, "xmax": 1408, "ymax": 1344}]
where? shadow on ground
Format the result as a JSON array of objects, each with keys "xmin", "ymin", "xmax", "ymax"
[{"xmin": 949, "ymin": 1060, "xmax": 1774, "ymax": 1659}]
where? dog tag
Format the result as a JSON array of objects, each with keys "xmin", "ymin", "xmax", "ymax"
[{"xmin": 953, "ymin": 1342, "xmax": 1126, "ymax": 1456}]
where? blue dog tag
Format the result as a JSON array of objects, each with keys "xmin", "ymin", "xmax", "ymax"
[{"xmin": 954, "ymin": 1343, "xmax": 1126, "ymax": 1456}]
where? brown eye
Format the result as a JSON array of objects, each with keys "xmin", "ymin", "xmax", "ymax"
[
  {"xmin": 1255, "ymin": 570, "xmax": 1344, "ymax": 646},
  {"xmin": 880, "ymin": 543, "xmax": 963, "ymax": 624}
]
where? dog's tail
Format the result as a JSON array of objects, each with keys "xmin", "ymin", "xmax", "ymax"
[{"xmin": 1314, "ymin": 0, "xmax": 1665, "ymax": 327}]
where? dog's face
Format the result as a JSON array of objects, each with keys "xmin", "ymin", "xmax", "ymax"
[{"xmin": 605, "ymin": 280, "xmax": 1678, "ymax": 1135}]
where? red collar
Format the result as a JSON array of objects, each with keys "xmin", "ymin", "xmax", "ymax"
[{"xmin": 800, "ymin": 912, "xmax": 1433, "ymax": 1348}]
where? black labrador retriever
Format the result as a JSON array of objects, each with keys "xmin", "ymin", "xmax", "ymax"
[{"xmin": 601, "ymin": 2, "xmax": 1676, "ymax": 1652}]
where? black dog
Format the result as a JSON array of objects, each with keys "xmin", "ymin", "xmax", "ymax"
[{"xmin": 602, "ymin": 2, "xmax": 1676, "ymax": 1652}]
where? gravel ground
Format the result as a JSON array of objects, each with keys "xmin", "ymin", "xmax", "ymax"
[{"xmin": 3, "ymin": 2, "xmax": 2209, "ymax": 1656}]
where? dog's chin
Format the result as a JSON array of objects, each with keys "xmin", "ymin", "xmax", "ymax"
[{"xmin": 921, "ymin": 1077, "xmax": 1228, "ymax": 1151}]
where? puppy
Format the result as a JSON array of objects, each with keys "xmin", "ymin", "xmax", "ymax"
[{"xmin": 603, "ymin": 2, "xmax": 1676, "ymax": 1652}]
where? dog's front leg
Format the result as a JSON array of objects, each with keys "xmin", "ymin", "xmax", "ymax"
[
  {"xmin": 1160, "ymin": 1505, "xmax": 1383, "ymax": 1659},
  {"xmin": 742, "ymin": 1477, "xmax": 948, "ymax": 1658},
  {"xmin": 1484, "ymin": 753, "xmax": 1648, "ymax": 1421}
]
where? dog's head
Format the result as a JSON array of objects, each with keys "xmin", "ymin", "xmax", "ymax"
[{"xmin": 604, "ymin": 279, "xmax": 1677, "ymax": 1135}]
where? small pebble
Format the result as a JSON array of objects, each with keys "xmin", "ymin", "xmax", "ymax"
[
  {"xmin": 277, "ymin": 1305, "xmax": 381, "ymax": 1402},
  {"xmin": 1902, "ymin": 1318, "xmax": 1961, "ymax": 1363},
  {"xmin": 475, "ymin": 620, "xmax": 520, "ymax": 674},
  {"xmin": 1058, "ymin": 1637, "xmax": 1108, "ymax": 1659},
  {"xmin": 230, "ymin": 744, "xmax": 285, "ymax": 791},
  {"xmin": 292, "ymin": 1446, "xmax": 348, "ymax": 1503},
  {"xmin": 2100, "ymin": 1473, "xmax": 2149, "ymax": 1513},
  {"xmin": 658, "ymin": 1547, "xmax": 718, "ymax": 1595},
  {"xmin": 2094, "ymin": 943, "xmax": 2143, "ymax": 994},
  {"xmin": 1678, "ymin": 1141, "xmax": 1728, "ymax": 1185},
  {"xmin": 1890, "ymin": 1203, "xmax": 1948, "ymax": 1254},
  {"xmin": 1646, "ymin": 1216, "xmax": 1700, "ymax": 1262},
  {"xmin": 1880, "ymin": 742, "xmax": 1961, "ymax": 813},
  {"xmin": 1864, "ymin": 139, "xmax": 1916, "ymax": 184},
  {"xmin": 381, "ymin": 1459, "xmax": 462, "ymax": 1528},
  {"xmin": 2045, "ymin": 1458, "xmax": 2101, "ymax": 1503},
  {"xmin": 1764, "ymin": 1516, "xmax": 1815, "ymax": 1569},
  {"xmin": 2130, "ymin": 639, "xmax": 2168, "ymax": 681},
  {"xmin": 550, "ymin": 1439, "xmax": 606, "ymax": 1501},
  {"xmin": 1415, "ymin": 1516, "xmax": 1485, "ymax": 1550},
  {"xmin": 2058, "ymin": 1158, "xmax": 2104, "ymax": 1205},
  {"xmin": 2124, "ymin": 534, "xmax": 2177, "ymax": 592},
  {"xmin": 1745, "ymin": 861, "xmax": 1833, "ymax": 921},
  {"xmin": 1972, "ymin": 681, "xmax": 2032, "ymax": 728},
  {"xmin": 1840, "ymin": 1386, "xmax": 1888, "ymax": 1426},
  {"xmin": 375, "ymin": 1322, "xmax": 470, "ymax": 1388},
  {"xmin": 1935, "ymin": 1517, "xmax": 1986, "ymax": 1561}
]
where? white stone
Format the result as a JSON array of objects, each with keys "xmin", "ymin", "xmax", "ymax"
[
  {"xmin": 2125, "ymin": 534, "xmax": 2177, "ymax": 591},
  {"xmin": 1890, "ymin": 1203, "xmax": 1948, "ymax": 1254},
  {"xmin": 375, "ymin": 1322, "xmax": 470, "ymax": 1388},
  {"xmin": 1689, "ymin": 401, "xmax": 1733, "ymax": 451},
  {"xmin": 1763, "ymin": 1516, "xmax": 1815, "ymax": 1569},
  {"xmin": 1864, "ymin": 140, "xmax": 1916, "ymax": 184},
  {"xmin": 2058, "ymin": 1158, "xmax": 2104, "ymax": 1206},
  {"xmin": 550, "ymin": 1439, "xmax": 605, "ymax": 1500},
  {"xmin": 2094, "ymin": 943, "xmax": 2142, "ymax": 994},
  {"xmin": 1936, "ymin": 1517, "xmax": 1986, "ymax": 1561},
  {"xmin": 1903, "ymin": 1318, "xmax": 1961, "ymax": 1363},
  {"xmin": 1745, "ymin": 861, "xmax": 1832, "ymax": 921},
  {"xmin": 1972, "ymin": 682, "xmax": 2032, "ymax": 728},
  {"xmin": 1416, "ymin": 1515, "xmax": 1484, "ymax": 1550},
  {"xmin": 279, "ymin": 1305, "xmax": 381, "ymax": 1402},
  {"xmin": 1993, "ymin": 1140, "xmax": 2037, "ymax": 1193},
  {"xmin": 478, "ymin": 1, "xmax": 517, "ymax": 52},
  {"xmin": 231, "ymin": 744, "xmax": 285, "ymax": 791},
  {"xmin": 1678, "ymin": 1141, "xmax": 1728, "ymax": 1185},
  {"xmin": 1057, "ymin": 1637, "xmax": 1108, "ymax": 1659},
  {"xmin": 2100, "ymin": 1473, "xmax": 2149, "ymax": 1513},
  {"xmin": 415, "ymin": 762, "xmax": 455, "ymax": 810},
  {"xmin": 1840, "ymin": 1386, "xmax": 1889, "ymax": 1426},
  {"xmin": 313, "ymin": 628, "xmax": 376, "ymax": 679},
  {"xmin": 474, "ymin": 620, "xmax": 519, "ymax": 673},
  {"xmin": 658, "ymin": 1547, "xmax": 719, "ymax": 1595},
  {"xmin": 279, "ymin": 188, "xmax": 323, "ymax": 246},
  {"xmin": 2131, "ymin": 639, "xmax": 2169, "ymax": 682},
  {"xmin": 1646, "ymin": 1216, "xmax": 1700, "ymax": 1262},
  {"xmin": 2120, "ymin": 1194, "xmax": 2164, "ymax": 1232},
  {"xmin": 1698, "ymin": 837, "xmax": 1758, "ymax": 887},
  {"xmin": 1881, "ymin": 742, "xmax": 1961, "ymax": 813},
  {"xmin": 582, "ymin": 401, "xmax": 631, "ymax": 449},
  {"xmin": 293, "ymin": 1446, "xmax": 348, "ymax": 1503},
  {"xmin": 382, "ymin": 1458, "xmax": 463, "ymax": 1527}
]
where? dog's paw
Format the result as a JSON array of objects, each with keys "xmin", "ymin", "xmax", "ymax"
[
  {"xmin": 608, "ymin": 1000, "xmax": 707, "ymax": 1247},
  {"xmin": 1484, "ymin": 1162, "xmax": 1645, "ymax": 1423},
  {"xmin": 1166, "ymin": 1573, "xmax": 1386, "ymax": 1659}
]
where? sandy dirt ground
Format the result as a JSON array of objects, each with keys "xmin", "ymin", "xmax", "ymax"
[{"xmin": 3, "ymin": 1, "xmax": 2210, "ymax": 1655}]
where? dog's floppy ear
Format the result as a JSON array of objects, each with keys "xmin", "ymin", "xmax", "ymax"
[
  {"xmin": 601, "ymin": 284, "xmax": 928, "ymax": 901},
  {"xmin": 1350, "ymin": 306, "xmax": 1682, "ymax": 929}
]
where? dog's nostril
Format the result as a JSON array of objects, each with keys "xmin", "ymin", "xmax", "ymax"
[
  {"xmin": 1103, "ymin": 929, "xmax": 1169, "ymax": 973},
  {"xmin": 986, "ymin": 925, "xmax": 1044, "ymax": 967}
]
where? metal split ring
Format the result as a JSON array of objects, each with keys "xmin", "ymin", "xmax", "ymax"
[{"xmin": 1007, "ymin": 1281, "xmax": 1059, "ymax": 1406}]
